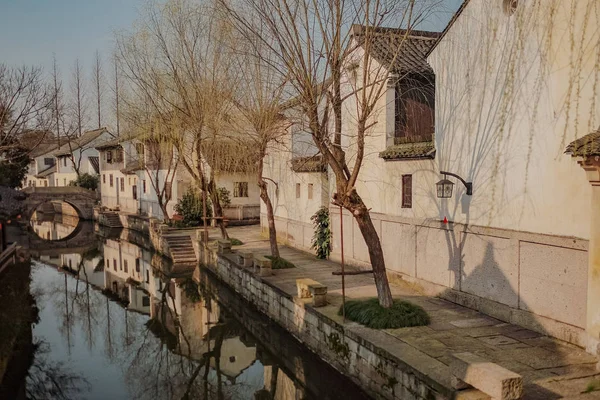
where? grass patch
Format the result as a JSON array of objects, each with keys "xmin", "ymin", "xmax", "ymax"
[
  {"xmin": 339, "ymin": 298, "xmax": 430, "ymax": 329},
  {"xmin": 265, "ymin": 255, "xmax": 296, "ymax": 269},
  {"xmin": 584, "ymin": 380, "xmax": 600, "ymax": 393},
  {"xmin": 230, "ymin": 238, "xmax": 243, "ymax": 246}
]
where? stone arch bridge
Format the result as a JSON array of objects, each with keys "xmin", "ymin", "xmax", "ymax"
[{"xmin": 21, "ymin": 186, "xmax": 98, "ymax": 221}]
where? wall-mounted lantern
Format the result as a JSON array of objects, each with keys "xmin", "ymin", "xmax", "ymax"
[{"xmin": 436, "ymin": 171, "xmax": 473, "ymax": 198}]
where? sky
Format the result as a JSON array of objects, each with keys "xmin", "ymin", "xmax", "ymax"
[{"xmin": 0, "ymin": 0, "xmax": 463, "ymax": 73}]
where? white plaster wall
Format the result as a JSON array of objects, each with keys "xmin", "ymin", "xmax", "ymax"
[
  {"xmin": 428, "ymin": 0, "xmax": 599, "ymax": 240},
  {"xmin": 215, "ymin": 172, "xmax": 260, "ymax": 207}
]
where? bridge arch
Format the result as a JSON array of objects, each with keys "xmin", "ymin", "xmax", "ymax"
[{"xmin": 22, "ymin": 187, "xmax": 98, "ymax": 221}]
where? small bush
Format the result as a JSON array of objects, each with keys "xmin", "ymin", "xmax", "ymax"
[
  {"xmin": 311, "ymin": 207, "xmax": 331, "ymax": 259},
  {"xmin": 174, "ymin": 188, "xmax": 212, "ymax": 227},
  {"xmin": 265, "ymin": 255, "xmax": 296, "ymax": 269},
  {"xmin": 217, "ymin": 187, "xmax": 231, "ymax": 208},
  {"xmin": 230, "ymin": 238, "xmax": 243, "ymax": 246},
  {"xmin": 339, "ymin": 298, "xmax": 430, "ymax": 329},
  {"xmin": 69, "ymin": 173, "xmax": 99, "ymax": 190}
]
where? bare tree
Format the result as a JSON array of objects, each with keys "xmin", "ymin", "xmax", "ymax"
[
  {"xmin": 93, "ymin": 50, "xmax": 104, "ymax": 128},
  {"xmin": 230, "ymin": 43, "xmax": 288, "ymax": 257},
  {"xmin": 71, "ymin": 59, "xmax": 87, "ymax": 137},
  {"xmin": 0, "ymin": 63, "xmax": 53, "ymax": 153},
  {"xmin": 224, "ymin": 0, "xmax": 434, "ymax": 306},
  {"xmin": 115, "ymin": 0, "xmax": 240, "ymax": 237}
]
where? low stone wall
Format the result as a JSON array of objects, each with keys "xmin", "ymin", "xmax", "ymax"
[
  {"xmin": 203, "ymin": 247, "xmax": 455, "ymax": 400},
  {"xmin": 264, "ymin": 211, "xmax": 589, "ymax": 348},
  {"xmin": 327, "ymin": 209, "xmax": 589, "ymax": 348},
  {"xmin": 261, "ymin": 214, "xmax": 315, "ymax": 253}
]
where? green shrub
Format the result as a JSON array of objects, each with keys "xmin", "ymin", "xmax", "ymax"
[
  {"xmin": 265, "ymin": 255, "xmax": 296, "ymax": 269},
  {"xmin": 311, "ymin": 207, "xmax": 331, "ymax": 259},
  {"xmin": 69, "ymin": 173, "xmax": 99, "ymax": 190},
  {"xmin": 339, "ymin": 298, "xmax": 430, "ymax": 329},
  {"xmin": 217, "ymin": 187, "xmax": 231, "ymax": 208},
  {"xmin": 230, "ymin": 238, "xmax": 243, "ymax": 246},
  {"xmin": 174, "ymin": 188, "xmax": 212, "ymax": 226}
]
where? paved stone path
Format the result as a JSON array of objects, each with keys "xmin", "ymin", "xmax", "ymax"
[{"xmin": 219, "ymin": 226, "xmax": 600, "ymax": 399}]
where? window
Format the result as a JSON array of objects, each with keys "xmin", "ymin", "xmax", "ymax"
[
  {"xmin": 135, "ymin": 258, "xmax": 140, "ymax": 273},
  {"xmin": 63, "ymin": 158, "xmax": 67, "ymax": 167},
  {"xmin": 106, "ymin": 259, "xmax": 110, "ymax": 269},
  {"xmin": 68, "ymin": 259, "xmax": 72, "ymax": 268},
  {"xmin": 132, "ymin": 185, "xmax": 137, "ymax": 200},
  {"xmin": 44, "ymin": 181, "xmax": 48, "ymax": 187},
  {"xmin": 402, "ymin": 175, "xmax": 412, "ymax": 208},
  {"xmin": 128, "ymin": 178, "xmax": 131, "ymax": 185},
  {"xmin": 63, "ymin": 178, "xmax": 66, "ymax": 186},
  {"xmin": 113, "ymin": 259, "xmax": 117, "ymax": 271},
  {"xmin": 143, "ymin": 180, "xmax": 146, "ymax": 193},
  {"xmin": 296, "ymin": 183, "xmax": 301, "ymax": 198},
  {"xmin": 124, "ymin": 260, "xmax": 128, "ymax": 273},
  {"xmin": 109, "ymin": 174, "xmax": 113, "ymax": 187},
  {"xmin": 135, "ymin": 143, "xmax": 145, "ymax": 158},
  {"xmin": 145, "ymin": 269, "xmax": 150, "ymax": 284},
  {"xmin": 308, "ymin": 183, "xmax": 314, "ymax": 200},
  {"xmin": 115, "ymin": 148, "xmax": 124, "ymax": 163},
  {"xmin": 44, "ymin": 158, "xmax": 54, "ymax": 166},
  {"xmin": 142, "ymin": 296, "xmax": 150, "ymax": 307},
  {"xmin": 102, "ymin": 174, "xmax": 106, "ymax": 184},
  {"xmin": 233, "ymin": 182, "xmax": 248, "ymax": 197},
  {"xmin": 120, "ymin": 178, "xmax": 125, "ymax": 192},
  {"xmin": 394, "ymin": 82, "xmax": 434, "ymax": 145},
  {"xmin": 107, "ymin": 150, "xmax": 113, "ymax": 163}
]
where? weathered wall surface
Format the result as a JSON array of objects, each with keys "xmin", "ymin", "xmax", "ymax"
[
  {"xmin": 328, "ymin": 209, "xmax": 589, "ymax": 347},
  {"xmin": 203, "ymin": 249, "xmax": 456, "ymax": 400}
]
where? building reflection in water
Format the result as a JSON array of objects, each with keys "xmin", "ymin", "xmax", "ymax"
[{"xmin": 1, "ymin": 217, "xmax": 369, "ymax": 399}]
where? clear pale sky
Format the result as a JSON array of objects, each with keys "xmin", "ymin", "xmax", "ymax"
[{"xmin": 0, "ymin": 0, "xmax": 463, "ymax": 75}]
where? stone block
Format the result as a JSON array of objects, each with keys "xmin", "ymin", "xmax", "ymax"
[
  {"xmin": 296, "ymin": 278, "xmax": 321, "ymax": 298},
  {"xmin": 313, "ymin": 293, "xmax": 327, "ymax": 307},
  {"xmin": 217, "ymin": 239, "xmax": 232, "ymax": 254},
  {"xmin": 519, "ymin": 242, "xmax": 587, "ymax": 328},
  {"xmin": 237, "ymin": 251, "xmax": 253, "ymax": 267},
  {"xmin": 254, "ymin": 256, "xmax": 272, "ymax": 276},
  {"xmin": 450, "ymin": 352, "xmax": 522, "ymax": 400}
]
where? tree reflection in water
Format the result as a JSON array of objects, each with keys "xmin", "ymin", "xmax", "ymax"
[{"xmin": 26, "ymin": 341, "xmax": 91, "ymax": 400}]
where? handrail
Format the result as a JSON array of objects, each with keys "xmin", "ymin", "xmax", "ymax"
[{"xmin": 0, "ymin": 243, "xmax": 19, "ymax": 276}]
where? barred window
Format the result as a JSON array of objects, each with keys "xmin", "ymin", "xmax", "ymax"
[
  {"xmin": 233, "ymin": 182, "xmax": 248, "ymax": 197},
  {"xmin": 402, "ymin": 175, "xmax": 412, "ymax": 208}
]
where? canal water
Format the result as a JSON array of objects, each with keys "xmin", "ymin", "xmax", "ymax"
[{"xmin": 0, "ymin": 212, "xmax": 371, "ymax": 400}]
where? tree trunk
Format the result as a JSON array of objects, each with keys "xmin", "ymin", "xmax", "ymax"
[
  {"xmin": 335, "ymin": 187, "xmax": 393, "ymax": 308},
  {"xmin": 352, "ymin": 205, "xmax": 393, "ymax": 308},
  {"xmin": 259, "ymin": 178, "xmax": 279, "ymax": 258},
  {"xmin": 208, "ymin": 175, "xmax": 229, "ymax": 240}
]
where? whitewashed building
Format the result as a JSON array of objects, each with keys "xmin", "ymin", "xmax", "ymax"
[
  {"xmin": 262, "ymin": 0, "xmax": 600, "ymax": 351},
  {"xmin": 52, "ymin": 128, "xmax": 113, "ymax": 186},
  {"xmin": 96, "ymin": 135, "xmax": 143, "ymax": 214},
  {"xmin": 24, "ymin": 139, "xmax": 60, "ymax": 188}
]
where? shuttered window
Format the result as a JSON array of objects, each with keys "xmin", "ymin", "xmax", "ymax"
[{"xmin": 402, "ymin": 175, "xmax": 412, "ymax": 208}]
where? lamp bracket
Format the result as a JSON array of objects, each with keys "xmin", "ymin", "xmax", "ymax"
[{"xmin": 440, "ymin": 170, "xmax": 473, "ymax": 195}]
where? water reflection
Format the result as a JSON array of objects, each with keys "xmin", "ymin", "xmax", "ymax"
[
  {"xmin": 0, "ymin": 220, "xmax": 370, "ymax": 400},
  {"xmin": 29, "ymin": 208, "xmax": 79, "ymax": 240}
]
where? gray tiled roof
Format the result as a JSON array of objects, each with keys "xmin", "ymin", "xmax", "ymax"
[
  {"xmin": 291, "ymin": 155, "xmax": 327, "ymax": 173},
  {"xmin": 35, "ymin": 164, "xmax": 56, "ymax": 178},
  {"xmin": 565, "ymin": 130, "xmax": 600, "ymax": 157},
  {"xmin": 53, "ymin": 128, "xmax": 113, "ymax": 157},
  {"xmin": 351, "ymin": 25, "xmax": 440, "ymax": 76},
  {"xmin": 379, "ymin": 141, "xmax": 436, "ymax": 160}
]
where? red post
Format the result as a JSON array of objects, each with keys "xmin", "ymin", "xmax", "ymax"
[{"xmin": 340, "ymin": 205, "xmax": 346, "ymax": 323}]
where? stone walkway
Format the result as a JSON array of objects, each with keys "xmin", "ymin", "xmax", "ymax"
[{"xmin": 219, "ymin": 226, "xmax": 600, "ymax": 399}]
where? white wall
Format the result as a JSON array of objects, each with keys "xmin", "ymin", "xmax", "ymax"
[{"xmin": 427, "ymin": 0, "xmax": 599, "ymax": 240}]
